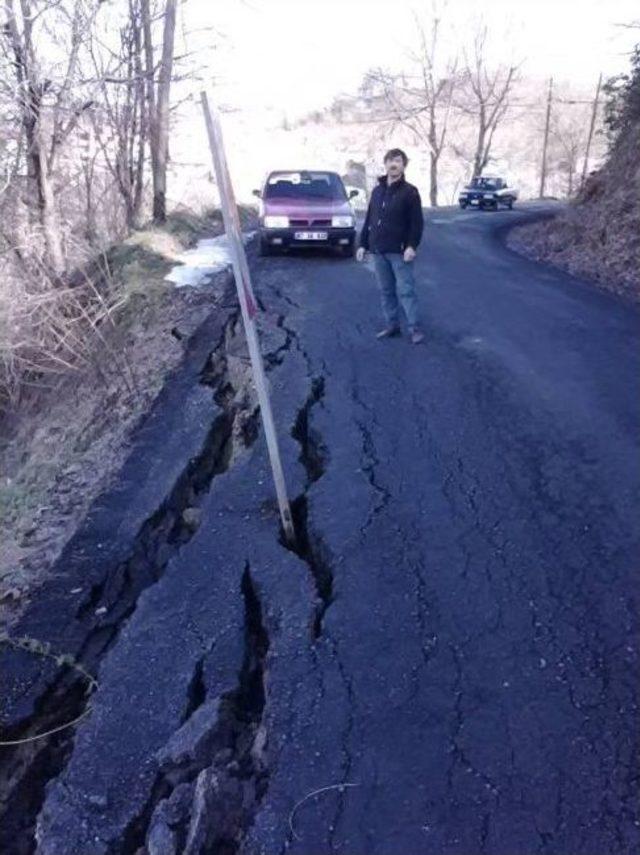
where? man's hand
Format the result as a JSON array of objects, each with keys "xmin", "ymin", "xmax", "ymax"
[
  {"xmin": 403, "ymin": 246, "xmax": 416, "ymax": 263},
  {"xmin": 356, "ymin": 247, "xmax": 366, "ymax": 263}
]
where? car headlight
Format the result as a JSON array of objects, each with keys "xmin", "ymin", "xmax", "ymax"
[
  {"xmin": 483, "ymin": 193, "xmax": 495, "ymax": 199},
  {"xmin": 263, "ymin": 215, "xmax": 289, "ymax": 228},
  {"xmin": 332, "ymin": 215, "xmax": 355, "ymax": 228},
  {"xmin": 459, "ymin": 193, "xmax": 468, "ymax": 199}
]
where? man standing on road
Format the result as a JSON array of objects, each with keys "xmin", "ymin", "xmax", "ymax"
[{"xmin": 356, "ymin": 149, "xmax": 425, "ymax": 344}]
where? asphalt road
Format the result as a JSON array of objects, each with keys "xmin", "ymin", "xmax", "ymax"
[
  {"xmin": 242, "ymin": 204, "xmax": 640, "ymax": 854},
  {"xmin": 3, "ymin": 204, "xmax": 639, "ymax": 854}
]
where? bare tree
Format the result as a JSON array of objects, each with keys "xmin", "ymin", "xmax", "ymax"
[
  {"xmin": 4, "ymin": 0, "xmax": 64, "ymax": 275},
  {"xmin": 456, "ymin": 25, "xmax": 519, "ymax": 178},
  {"xmin": 0, "ymin": 0, "xmax": 192, "ymax": 413},
  {"xmin": 360, "ymin": 11, "xmax": 458, "ymax": 206},
  {"xmin": 550, "ymin": 123, "xmax": 583, "ymax": 197},
  {"xmin": 141, "ymin": 0, "xmax": 177, "ymax": 223},
  {"xmin": 1, "ymin": 0, "xmax": 100, "ymax": 275},
  {"xmin": 89, "ymin": 0, "xmax": 147, "ymax": 229},
  {"xmin": 549, "ymin": 91, "xmax": 603, "ymax": 196}
]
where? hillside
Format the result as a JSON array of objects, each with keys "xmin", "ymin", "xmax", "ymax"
[
  {"xmin": 0, "ymin": 210, "xmax": 249, "ymax": 623},
  {"xmin": 166, "ymin": 75, "xmax": 601, "ymax": 210},
  {"xmin": 508, "ymin": 50, "xmax": 640, "ymax": 300}
]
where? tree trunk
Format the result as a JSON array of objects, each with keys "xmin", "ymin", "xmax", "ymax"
[
  {"xmin": 83, "ymin": 161, "xmax": 97, "ymax": 244},
  {"xmin": 568, "ymin": 163, "xmax": 574, "ymax": 197},
  {"xmin": 38, "ymin": 155, "xmax": 65, "ymax": 275},
  {"xmin": 473, "ymin": 108, "xmax": 486, "ymax": 178},
  {"xmin": 132, "ymin": 130, "xmax": 145, "ymax": 228},
  {"xmin": 26, "ymin": 134, "xmax": 65, "ymax": 275},
  {"xmin": 141, "ymin": 0, "xmax": 157, "ymax": 218},
  {"xmin": 427, "ymin": 107, "xmax": 439, "ymax": 207},
  {"xmin": 117, "ymin": 141, "xmax": 136, "ymax": 230},
  {"xmin": 152, "ymin": 0, "xmax": 177, "ymax": 223},
  {"xmin": 5, "ymin": 0, "xmax": 65, "ymax": 275},
  {"xmin": 429, "ymin": 151, "xmax": 438, "ymax": 207},
  {"xmin": 131, "ymin": 0, "xmax": 146, "ymax": 227}
]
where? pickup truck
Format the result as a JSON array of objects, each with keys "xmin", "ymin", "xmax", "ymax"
[{"xmin": 458, "ymin": 176, "xmax": 518, "ymax": 211}]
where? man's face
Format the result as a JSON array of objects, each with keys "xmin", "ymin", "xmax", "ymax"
[{"xmin": 385, "ymin": 155, "xmax": 406, "ymax": 180}]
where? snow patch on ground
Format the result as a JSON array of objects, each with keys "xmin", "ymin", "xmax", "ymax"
[{"xmin": 166, "ymin": 232, "xmax": 255, "ymax": 287}]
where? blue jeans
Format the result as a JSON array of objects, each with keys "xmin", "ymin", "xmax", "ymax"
[{"xmin": 372, "ymin": 253, "xmax": 419, "ymax": 330}]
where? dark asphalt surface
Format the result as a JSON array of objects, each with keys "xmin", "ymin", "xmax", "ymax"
[
  {"xmin": 4, "ymin": 204, "xmax": 639, "ymax": 854},
  {"xmin": 242, "ymin": 205, "xmax": 640, "ymax": 854}
]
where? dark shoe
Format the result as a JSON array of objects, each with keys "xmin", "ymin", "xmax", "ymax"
[
  {"xmin": 410, "ymin": 329, "xmax": 425, "ymax": 345},
  {"xmin": 376, "ymin": 326, "xmax": 401, "ymax": 339}
]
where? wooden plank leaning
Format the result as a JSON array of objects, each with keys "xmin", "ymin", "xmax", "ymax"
[{"xmin": 200, "ymin": 91, "xmax": 296, "ymax": 545}]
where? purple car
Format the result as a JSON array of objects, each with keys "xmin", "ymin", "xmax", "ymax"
[{"xmin": 253, "ymin": 170, "xmax": 358, "ymax": 257}]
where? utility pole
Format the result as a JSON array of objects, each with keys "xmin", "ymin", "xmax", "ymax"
[
  {"xmin": 539, "ymin": 77, "xmax": 553, "ymax": 198},
  {"xmin": 580, "ymin": 72, "xmax": 603, "ymax": 191}
]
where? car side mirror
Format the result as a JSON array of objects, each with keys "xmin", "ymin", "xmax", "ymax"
[
  {"xmin": 349, "ymin": 189, "xmax": 359, "ymax": 199},
  {"xmin": 252, "ymin": 189, "xmax": 262, "ymax": 198}
]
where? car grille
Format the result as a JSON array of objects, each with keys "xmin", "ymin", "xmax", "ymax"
[{"xmin": 289, "ymin": 218, "xmax": 332, "ymax": 227}]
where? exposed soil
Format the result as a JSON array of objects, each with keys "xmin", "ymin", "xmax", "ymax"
[{"xmin": 507, "ymin": 126, "xmax": 640, "ymax": 302}]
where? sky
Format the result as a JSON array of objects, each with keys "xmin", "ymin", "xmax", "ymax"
[{"xmin": 183, "ymin": 0, "xmax": 640, "ymax": 117}]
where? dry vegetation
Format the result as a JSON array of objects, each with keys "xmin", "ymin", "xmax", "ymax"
[
  {"xmin": 508, "ymin": 42, "xmax": 640, "ymax": 300},
  {"xmin": 0, "ymin": 1, "xmax": 233, "ymax": 615},
  {"xmin": 0, "ymin": 209, "xmax": 231, "ymax": 614}
]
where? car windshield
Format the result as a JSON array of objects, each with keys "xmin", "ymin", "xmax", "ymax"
[
  {"xmin": 469, "ymin": 177, "xmax": 498, "ymax": 191},
  {"xmin": 264, "ymin": 172, "xmax": 347, "ymax": 201}
]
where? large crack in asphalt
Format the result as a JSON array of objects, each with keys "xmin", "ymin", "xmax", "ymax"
[
  {"xmin": 265, "ymin": 296, "xmax": 337, "ymax": 640},
  {"xmin": 350, "ymin": 378, "xmax": 391, "ymax": 538},
  {"xmin": 286, "ymin": 375, "xmax": 335, "ymax": 638},
  {"xmin": 120, "ymin": 562, "xmax": 270, "ymax": 855},
  {"xmin": 122, "ymin": 294, "xmax": 341, "ymax": 853},
  {"xmin": 0, "ymin": 310, "xmax": 263, "ymax": 855},
  {"xmin": 2, "ymin": 273, "xmax": 361, "ymax": 854}
]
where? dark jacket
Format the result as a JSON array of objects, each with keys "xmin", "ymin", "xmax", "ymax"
[{"xmin": 359, "ymin": 175, "xmax": 424, "ymax": 253}]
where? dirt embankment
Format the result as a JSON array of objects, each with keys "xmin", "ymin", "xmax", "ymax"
[
  {"xmin": 508, "ymin": 111, "xmax": 640, "ymax": 302},
  {"xmin": 0, "ymin": 209, "xmax": 253, "ymax": 624}
]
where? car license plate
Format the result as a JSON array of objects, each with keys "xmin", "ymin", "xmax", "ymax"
[
  {"xmin": 294, "ymin": 231, "xmax": 328, "ymax": 241},
  {"xmin": 471, "ymin": 199, "xmax": 479, "ymax": 205}
]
